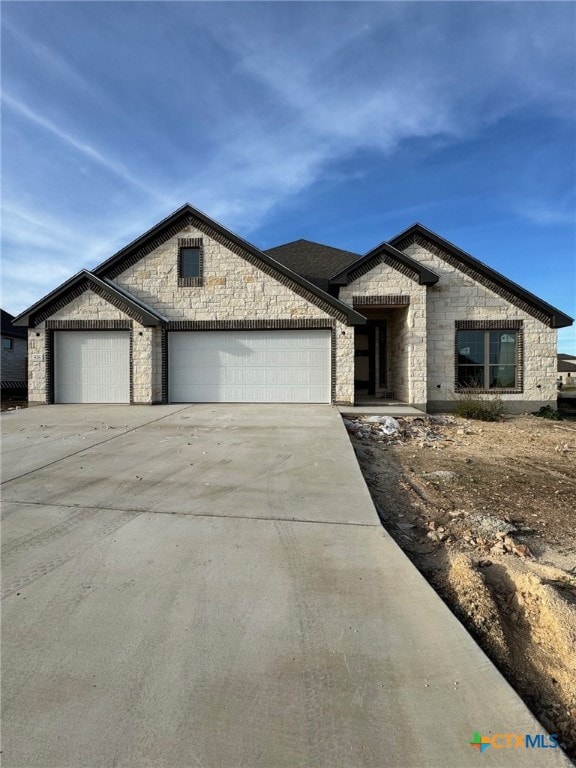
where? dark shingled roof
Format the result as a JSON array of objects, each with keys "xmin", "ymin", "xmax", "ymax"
[
  {"xmin": 265, "ymin": 239, "xmax": 361, "ymax": 290},
  {"xmin": 558, "ymin": 355, "xmax": 576, "ymax": 373},
  {"xmin": 1, "ymin": 309, "xmax": 27, "ymax": 339}
]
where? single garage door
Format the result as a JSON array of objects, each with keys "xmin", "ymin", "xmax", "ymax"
[
  {"xmin": 54, "ymin": 331, "xmax": 130, "ymax": 403},
  {"xmin": 168, "ymin": 330, "xmax": 331, "ymax": 403}
]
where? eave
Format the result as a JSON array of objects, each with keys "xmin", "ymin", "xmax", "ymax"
[
  {"xmin": 390, "ymin": 224, "xmax": 574, "ymax": 329},
  {"xmin": 91, "ymin": 203, "xmax": 365, "ymax": 325},
  {"xmin": 12, "ymin": 271, "xmax": 166, "ymax": 328},
  {"xmin": 330, "ymin": 241, "xmax": 439, "ymax": 286}
]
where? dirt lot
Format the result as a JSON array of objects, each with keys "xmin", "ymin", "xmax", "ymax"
[{"xmin": 346, "ymin": 412, "xmax": 576, "ymax": 762}]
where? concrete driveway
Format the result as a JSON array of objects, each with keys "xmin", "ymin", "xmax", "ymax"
[{"xmin": 1, "ymin": 405, "xmax": 569, "ymax": 767}]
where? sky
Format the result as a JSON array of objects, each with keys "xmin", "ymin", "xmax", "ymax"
[{"xmin": 1, "ymin": 1, "xmax": 575, "ymax": 352}]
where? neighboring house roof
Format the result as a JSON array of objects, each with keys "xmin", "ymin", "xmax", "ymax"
[
  {"xmin": 329, "ymin": 241, "xmax": 440, "ymax": 287},
  {"xmin": 1, "ymin": 309, "xmax": 27, "ymax": 339},
  {"xmin": 13, "ymin": 272, "xmax": 167, "ymax": 327},
  {"xmin": 389, "ymin": 223, "xmax": 573, "ymax": 329},
  {"xmin": 558, "ymin": 353, "xmax": 576, "ymax": 361},
  {"xmin": 558, "ymin": 356, "xmax": 576, "ymax": 373},
  {"xmin": 264, "ymin": 239, "xmax": 361, "ymax": 291}
]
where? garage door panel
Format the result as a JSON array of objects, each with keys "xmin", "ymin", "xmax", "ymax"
[
  {"xmin": 170, "ymin": 384, "xmax": 330, "ymax": 403},
  {"xmin": 168, "ymin": 330, "xmax": 331, "ymax": 403},
  {"xmin": 54, "ymin": 331, "xmax": 130, "ymax": 404}
]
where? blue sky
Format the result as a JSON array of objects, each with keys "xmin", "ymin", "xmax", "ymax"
[{"xmin": 2, "ymin": 1, "xmax": 575, "ymax": 352}]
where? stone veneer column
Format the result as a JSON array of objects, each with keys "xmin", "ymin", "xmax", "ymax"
[
  {"xmin": 131, "ymin": 326, "xmax": 154, "ymax": 404},
  {"xmin": 335, "ymin": 325, "xmax": 354, "ymax": 404},
  {"xmin": 27, "ymin": 326, "xmax": 48, "ymax": 404}
]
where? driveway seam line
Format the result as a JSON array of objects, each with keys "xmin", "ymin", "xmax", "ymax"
[
  {"xmin": 0, "ymin": 405, "xmax": 195, "ymax": 486},
  {"xmin": 3, "ymin": 499, "xmax": 382, "ymax": 528}
]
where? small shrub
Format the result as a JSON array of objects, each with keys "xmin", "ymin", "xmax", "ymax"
[
  {"xmin": 532, "ymin": 405, "xmax": 562, "ymax": 421},
  {"xmin": 453, "ymin": 391, "xmax": 503, "ymax": 422}
]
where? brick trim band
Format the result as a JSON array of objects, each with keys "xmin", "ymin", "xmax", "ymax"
[
  {"xmin": 46, "ymin": 331, "xmax": 54, "ymax": 404},
  {"xmin": 105, "ymin": 220, "xmax": 192, "ymax": 279},
  {"xmin": 348, "ymin": 256, "xmax": 381, "ymax": 283},
  {"xmin": 101, "ymin": 213, "xmax": 348, "ymax": 324},
  {"xmin": 187, "ymin": 216, "xmax": 348, "ymax": 324},
  {"xmin": 32, "ymin": 281, "xmax": 90, "ymax": 325},
  {"xmin": 178, "ymin": 238, "xmax": 204, "ymax": 287},
  {"xmin": 330, "ymin": 327, "xmax": 337, "ymax": 403},
  {"xmin": 161, "ymin": 328, "xmax": 168, "ymax": 404},
  {"xmin": 454, "ymin": 389, "xmax": 522, "ymax": 395},
  {"xmin": 178, "ymin": 237, "xmax": 203, "ymax": 247},
  {"xmin": 45, "ymin": 324, "xmax": 134, "ymax": 404},
  {"xmin": 352, "ymin": 295, "xmax": 410, "ymax": 306},
  {"xmin": 383, "ymin": 254, "xmax": 420, "ymax": 282},
  {"xmin": 397, "ymin": 234, "xmax": 552, "ymax": 326},
  {"xmin": 178, "ymin": 277, "xmax": 203, "ymax": 287},
  {"xmin": 46, "ymin": 320, "xmax": 133, "ymax": 330},
  {"xmin": 166, "ymin": 319, "xmax": 336, "ymax": 331},
  {"xmin": 129, "ymin": 331, "xmax": 134, "ymax": 404},
  {"xmin": 32, "ymin": 280, "xmax": 151, "ymax": 327},
  {"xmin": 164, "ymin": 321, "xmax": 337, "ymax": 403},
  {"xmin": 348, "ymin": 254, "xmax": 419, "ymax": 285},
  {"xmin": 89, "ymin": 283, "xmax": 146, "ymax": 323},
  {"xmin": 455, "ymin": 319, "xmax": 523, "ymax": 330}
]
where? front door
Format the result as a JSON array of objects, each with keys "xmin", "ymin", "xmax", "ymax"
[{"xmin": 354, "ymin": 326, "xmax": 375, "ymax": 395}]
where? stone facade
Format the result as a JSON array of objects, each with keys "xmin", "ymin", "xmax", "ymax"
[
  {"xmin": 112, "ymin": 225, "xmax": 353, "ymax": 403},
  {"xmin": 112, "ymin": 226, "xmax": 334, "ymax": 322},
  {"xmin": 400, "ymin": 242, "xmax": 558, "ymax": 412},
  {"xmin": 26, "ymin": 232, "xmax": 354, "ymax": 405},
  {"xmin": 339, "ymin": 263, "xmax": 427, "ymax": 408},
  {"xmin": 27, "ymin": 327, "xmax": 48, "ymax": 404},
  {"xmin": 21, "ymin": 212, "xmax": 565, "ymax": 411},
  {"xmin": 27, "ymin": 292, "xmax": 148, "ymax": 404}
]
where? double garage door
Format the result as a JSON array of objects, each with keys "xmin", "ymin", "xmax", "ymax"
[
  {"xmin": 169, "ymin": 330, "xmax": 331, "ymax": 403},
  {"xmin": 54, "ymin": 330, "xmax": 331, "ymax": 404}
]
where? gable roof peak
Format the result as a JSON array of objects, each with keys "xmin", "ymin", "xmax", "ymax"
[
  {"xmin": 389, "ymin": 224, "xmax": 573, "ymax": 329},
  {"xmin": 329, "ymin": 238, "xmax": 439, "ymax": 287},
  {"xmin": 12, "ymin": 270, "xmax": 166, "ymax": 327}
]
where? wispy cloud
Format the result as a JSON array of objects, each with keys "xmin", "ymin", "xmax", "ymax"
[
  {"xmin": 514, "ymin": 203, "xmax": 576, "ymax": 227},
  {"xmin": 2, "ymin": 17, "xmax": 97, "ymax": 97},
  {"xmin": 1, "ymin": 93, "xmax": 168, "ymax": 203},
  {"xmin": 1, "ymin": 1, "xmax": 574, "ymax": 317},
  {"xmin": 165, "ymin": 2, "xmax": 574, "ymax": 232}
]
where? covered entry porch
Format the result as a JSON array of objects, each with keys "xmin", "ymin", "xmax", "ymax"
[{"xmin": 352, "ymin": 296, "xmax": 426, "ymax": 409}]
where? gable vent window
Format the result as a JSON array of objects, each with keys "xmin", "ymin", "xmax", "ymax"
[
  {"xmin": 178, "ymin": 238, "xmax": 204, "ymax": 286},
  {"xmin": 455, "ymin": 323, "xmax": 523, "ymax": 393}
]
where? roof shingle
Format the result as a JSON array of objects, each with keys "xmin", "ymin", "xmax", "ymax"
[{"xmin": 265, "ymin": 239, "xmax": 360, "ymax": 290}]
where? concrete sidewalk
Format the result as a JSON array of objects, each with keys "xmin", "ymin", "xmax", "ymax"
[{"xmin": 1, "ymin": 405, "xmax": 570, "ymax": 767}]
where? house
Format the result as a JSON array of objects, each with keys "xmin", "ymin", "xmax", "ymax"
[
  {"xmin": 1, "ymin": 309, "xmax": 28, "ymax": 391},
  {"xmin": 558, "ymin": 354, "xmax": 576, "ymax": 387},
  {"xmin": 13, "ymin": 203, "xmax": 573, "ymax": 412}
]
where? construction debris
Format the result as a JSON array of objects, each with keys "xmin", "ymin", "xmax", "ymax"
[{"xmin": 344, "ymin": 415, "xmax": 456, "ymax": 445}]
